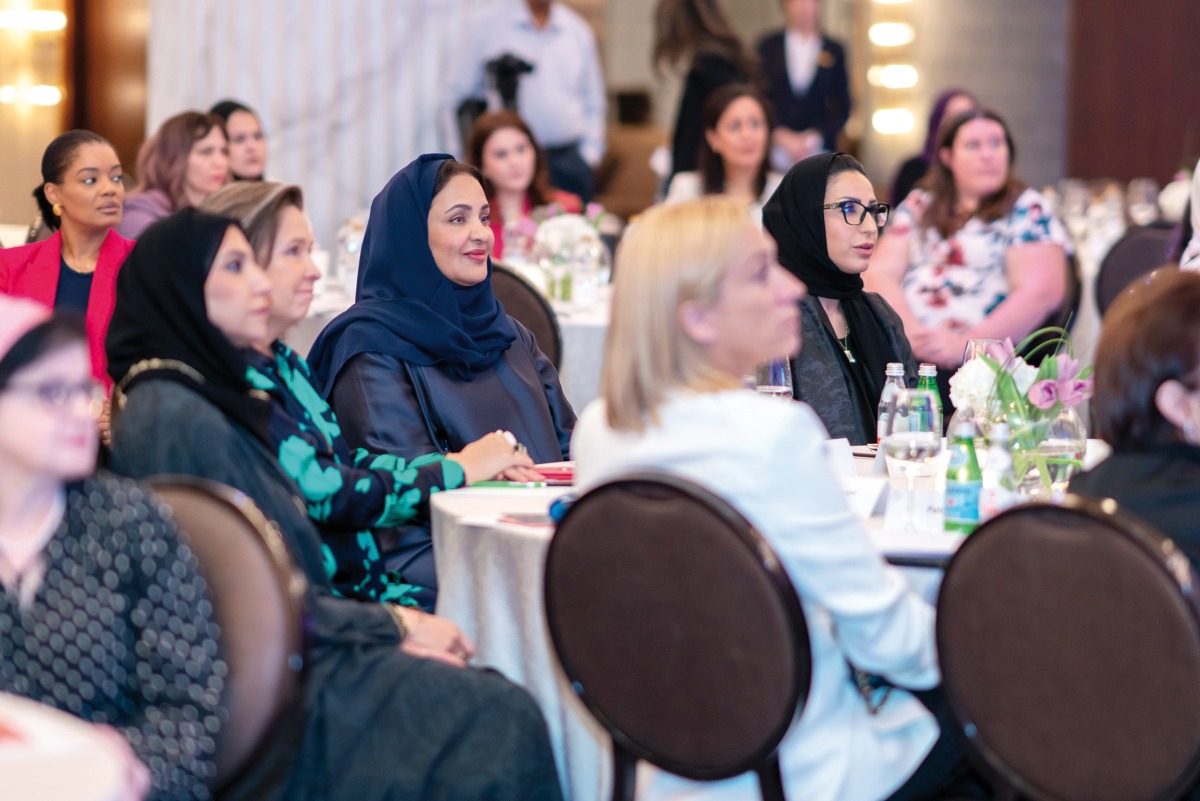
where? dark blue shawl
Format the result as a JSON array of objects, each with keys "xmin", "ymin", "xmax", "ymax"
[{"xmin": 307, "ymin": 154, "xmax": 516, "ymax": 394}]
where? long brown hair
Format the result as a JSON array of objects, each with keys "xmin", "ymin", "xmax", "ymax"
[
  {"xmin": 465, "ymin": 110, "xmax": 553, "ymax": 208},
  {"xmin": 1092, "ymin": 266, "xmax": 1198, "ymax": 452},
  {"xmin": 652, "ymin": 0, "xmax": 757, "ymax": 78},
  {"xmin": 698, "ymin": 83, "xmax": 772, "ymax": 198},
  {"xmin": 918, "ymin": 107, "xmax": 1023, "ymax": 239},
  {"xmin": 132, "ymin": 111, "xmax": 227, "ymax": 210}
]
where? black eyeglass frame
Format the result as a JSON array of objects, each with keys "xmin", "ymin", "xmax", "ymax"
[{"xmin": 821, "ymin": 201, "xmax": 891, "ymax": 226}]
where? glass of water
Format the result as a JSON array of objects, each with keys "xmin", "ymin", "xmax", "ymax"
[
  {"xmin": 751, "ymin": 358, "xmax": 793, "ymax": 399},
  {"xmin": 883, "ymin": 389, "xmax": 943, "ymax": 531}
]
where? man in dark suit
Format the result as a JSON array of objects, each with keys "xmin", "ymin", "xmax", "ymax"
[{"xmin": 757, "ymin": 0, "xmax": 851, "ymax": 170}]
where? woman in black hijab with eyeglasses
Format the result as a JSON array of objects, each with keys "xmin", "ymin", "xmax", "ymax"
[
  {"xmin": 106, "ymin": 209, "xmax": 563, "ymax": 801},
  {"xmin": 763, "ymin": 153, "xmax": 915, "ymax": 445}
]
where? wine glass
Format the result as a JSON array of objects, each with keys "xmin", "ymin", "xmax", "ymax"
[
  {"xmin": 883, "ymin": 389, "xmax": 943, "ymax": 532},
  {"xmin": 751, "ymin": 358, "xmax": 793, "ymax": 399},
  {"xmin": 961, "ymin": 338, "xmax": 1003, "ymax": 366},
  {"xmin": 1126, "ymin": 178, "xmax": 1160, "ymax": 227}
]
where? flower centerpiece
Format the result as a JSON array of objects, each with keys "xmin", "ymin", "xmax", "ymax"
[
  {"xmin": 531, "ymin": 202, "xmax": 619, "ymax": 307},
  {"xmin": 948, "ymin": 328, "xmax": 1093, "ymax": 500}
]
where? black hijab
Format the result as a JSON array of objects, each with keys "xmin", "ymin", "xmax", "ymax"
[
  {"xmin": 762, "ymin": 152, "xmax": 894, "ymax": 405},
  {"xmin": 106, "ymin": 208, "xmax": 273, "ymax": 444},
  {"xmin": 307, "ymin": 153, "xmax": 517, "ymax": 395}
]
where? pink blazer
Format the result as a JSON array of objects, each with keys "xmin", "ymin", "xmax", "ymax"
[{"xmin": 0, "ymin": 229, "xmax": 136, "ymax": 387}]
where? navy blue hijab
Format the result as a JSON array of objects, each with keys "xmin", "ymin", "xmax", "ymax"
[{"xmin": 307, "ymin": 154, "xmax": 516, "ymax": 394}]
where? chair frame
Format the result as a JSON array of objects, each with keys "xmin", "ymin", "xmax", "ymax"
[
  {"xmin": 937, "ymin": 495, "xmax": 1200, "ymax": 801},
  {"xmin": 491, "ymin": 261, "xmax": 563, "ymax": 368},
  {"xmin": 544, "ymin": 471, "xmax": 811, "ymax": 801},
  {"xmin": 146, "ymin": 475, "xmax": 309, "ymax": 795}
]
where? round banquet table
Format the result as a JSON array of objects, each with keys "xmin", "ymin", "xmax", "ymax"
[{"xmin": 0, "ymin": 692, "xmax": 125, "ymax": 801}]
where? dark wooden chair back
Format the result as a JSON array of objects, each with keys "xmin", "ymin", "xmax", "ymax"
[
  {"xmin": 1096, "ymin": 223, "xmax": 1176, "ymax": 316},
  {"xmin": 492, "ymin": 262, "xmax": 562, "ymax": 368},
  {"xmin": 545, "ymin": 472, "xmax": 811, "ymax": 801},
  {"xmin": 148, "ymin": 476, "xmax": 307, "ymax": 793},
  {"xmin": 937, "ymin": 497, "xmax": 1200, "ymax": 801}
]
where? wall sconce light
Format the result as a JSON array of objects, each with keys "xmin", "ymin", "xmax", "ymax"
[
  {"xmin": 868, "ymin": 22, "xmax": 915, "ymax": 47},
  {"xmin": 0, "ymin": 84, "xmax": 64, "ymax": 106},
  {"xmin": 867, "ymin": 64, "xmax": 919, "ymax": 89},
  {"xmin": 25, "ymin": 85, "xmax": 62, "ymax": 105},
  {"xmin": 872, "ymin": 108, "xmax": 915, "ymax": 134},
  {"xmin": 0, "ymin": 10, "xmax": 67, "ymax": 31}
]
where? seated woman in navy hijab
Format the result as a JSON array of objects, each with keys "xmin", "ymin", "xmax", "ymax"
[{"xmin": 308, "ymin": 155, "xmax": 574, "ymax": 470}]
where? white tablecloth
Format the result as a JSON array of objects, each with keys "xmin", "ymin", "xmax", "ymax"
[
  {"xmin": 0, "ymin": 692, "xmax": 124, "ymax": 801},
  {"xmin": 430, "ymin": 462, "xmax": 955, "ymax": 801}
]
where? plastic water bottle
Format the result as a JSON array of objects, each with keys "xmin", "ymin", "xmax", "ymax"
[
  {"xmin": 945, "ymin": 413, "xmax": 983, "ymax": 534},
  {"xmin": 917, "ymin": 363, "xmax": 943, "ymax": 432},
  {"xmin": 876, "ymin": 362, "xmax": 906, "ymax": 442},
  {"xmin": 980, "ymin": 422, "xmax": 1019, "ymax": 520}
]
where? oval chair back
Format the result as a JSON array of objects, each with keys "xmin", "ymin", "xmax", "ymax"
[
  {"xmin": 937, "ymin": 497, "xmax": 1200, "ymax": 801},
  {"xmin": 148, "ymin": 476, "xmax": 307, "ymax": 794},
  {"xmin": 544, "ymin": 472, "xmax": 811, "ymax": 801},
  {"xmin": 491, "ymin": 262, "xmax": 563, "ymax": 368}
]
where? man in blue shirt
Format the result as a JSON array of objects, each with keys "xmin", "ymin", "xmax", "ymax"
[{"xmin": 445, "ymin": 0, "xmax": 607, "ymax": 202}]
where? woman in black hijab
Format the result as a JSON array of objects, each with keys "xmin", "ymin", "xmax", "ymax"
[
  {"xmin": 307, "ymin": 154, "xmax": 574, "ymax": 467},
  {"xmin": 106, "ymin": 209, "xmax": 563, "ymax": 801},
  {"xmin": 763, "ymin": 153, "xmax": 915, "ymax": 444}
]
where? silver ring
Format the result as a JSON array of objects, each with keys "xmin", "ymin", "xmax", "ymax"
[{"xmin": 515, "ymin": 442, "xmax": 527, "ymax": 455}]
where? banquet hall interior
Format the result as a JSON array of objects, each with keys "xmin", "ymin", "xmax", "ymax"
[{"xmin": 3, "ymin": 0, "xmax": 1200, "ymax": 800}]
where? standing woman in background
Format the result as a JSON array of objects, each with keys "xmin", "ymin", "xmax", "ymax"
[
  {"xmin": 654, "ymin": 0, "xmax": 758, "ymax": 178},
  {"xmin": 209, "ymin": 99, "xmax": 268, "ymax": 181},
  {"xmin": 0, "ymin": 130, "xmax": 134, "ymax": 387},
  {"xmin": 117, "ymin": 111, "xmax": 229, "ymax": 239},
  {"xmin": 757, "ymin": 0, "xmax": 851, "ymax": 171}
]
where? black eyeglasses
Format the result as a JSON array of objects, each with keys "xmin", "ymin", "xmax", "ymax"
[{"xmin": 822, "ymin": 200, "xmax": 891, "ymax": 227}]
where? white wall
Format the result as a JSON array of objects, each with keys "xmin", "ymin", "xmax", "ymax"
[{"xmin": 147, "ymin": 0, "xmax": 489, "ymax": 251}]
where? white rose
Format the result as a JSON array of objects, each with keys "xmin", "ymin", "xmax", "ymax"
[
  {"xmin": 1011, "ymin": 359, "xmax": 1038, "ymax": 396},
  {"xmin": 948, "ymin": 357, "xmax": 998, "ymax": 412}
]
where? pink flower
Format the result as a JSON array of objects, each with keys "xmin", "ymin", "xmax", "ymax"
[
  {"xmin": 1056, "ymin": 352, "xmax": 1081, "ymax": 382},
  {"xmin": 985, "ymin": 338, "xmax": 1017, "ymax": 366},
  {"xmin": 1029, "ymin": 379, "xmax": 1059, "ymax": 410},
  {"xmin": 1058, "ymin": 378, "xmax": 1093, "ymax": 409}
]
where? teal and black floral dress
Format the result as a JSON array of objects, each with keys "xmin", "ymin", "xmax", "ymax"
[{"xmin": 247, "ymin": 342, "xmax": 464, "ymax": 608}]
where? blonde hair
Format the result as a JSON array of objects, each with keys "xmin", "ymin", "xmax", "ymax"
[{"xmin": 603, "ymin": 197, "xmax": 752, "ymax": 431}]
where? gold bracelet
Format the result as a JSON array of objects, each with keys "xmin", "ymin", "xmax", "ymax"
[{"xmin": 388, "ymin": 604, "xmax": 409, "ymax": 641}]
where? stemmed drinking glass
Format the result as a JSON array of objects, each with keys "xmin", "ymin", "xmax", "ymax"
[
  {"xmin": 883, "ymin": 389, "xmax": 943, "ymax": 532},
  {"xmin": 749, "ymin": 358, "xmax": 793, "ymax": 399},
  {"xmin": 962, "ymin": 338, "xmax": 1003, "ymax": 366}
]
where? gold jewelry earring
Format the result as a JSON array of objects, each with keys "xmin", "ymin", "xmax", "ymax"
[{"xmin": 51, "ymin": 203, "xmax": 63, "ymax": 217}]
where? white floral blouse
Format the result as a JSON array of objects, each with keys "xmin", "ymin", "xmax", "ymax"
[{"xmin": 889, "ymin": 187, "xmax": 1071, "ymax": 332}]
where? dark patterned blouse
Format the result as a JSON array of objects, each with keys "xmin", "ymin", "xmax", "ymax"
[
  {"xmin": 0, "ymin": 473, "xmax": 225, "ymax": 801},
  {"xmin": 246, "ymin": 342, "xmax": 464, "ymax": 605}
]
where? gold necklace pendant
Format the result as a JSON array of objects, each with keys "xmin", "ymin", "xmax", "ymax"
[{"xmin": 837, "ymin": 334, "xmax": 856, "ymax": 364}]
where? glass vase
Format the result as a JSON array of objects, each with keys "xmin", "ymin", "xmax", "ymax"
[{"xmin": 1000, "ymin": 405, "xmax": 1087, "ymax": 502}]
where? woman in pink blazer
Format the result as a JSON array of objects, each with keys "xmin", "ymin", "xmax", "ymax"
[{"xmin": 0, "ymin": 130, "xmax": 135, "ymax": 387}]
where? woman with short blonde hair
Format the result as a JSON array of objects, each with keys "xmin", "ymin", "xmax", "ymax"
[
  {"xmin": 602, "ymin": 198, "xmax": 749, "ymax": 430},
  {"xmin": 574, "ymin": 196, "xmax": 977, "ymax": 801}
]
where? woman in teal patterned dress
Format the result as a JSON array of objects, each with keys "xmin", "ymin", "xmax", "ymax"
[{"xmin": 202, "ymin": 183, "xmax": 540, "ymax": 610}]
